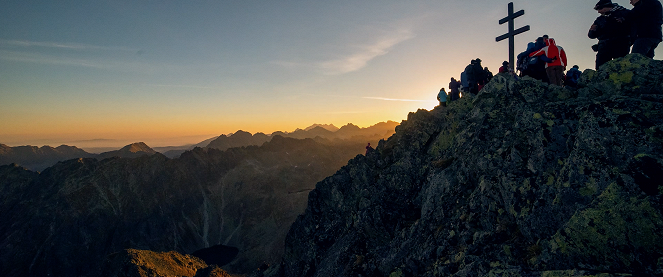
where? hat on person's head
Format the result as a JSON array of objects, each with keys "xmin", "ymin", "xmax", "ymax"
[
  {"xmin": 594, "ymin": 0, "xmax": 615, "ymax": 10},
  {"xmin": 502, "ymin": 61, "xmax": 509, "ymax": 66},
  {"xmin": 573, "ymin": 65, "xmax": 579, "ymax": 69},
  {"xmin": 476, "ymin": 58, "xmax": 482, "ymax": 63}
]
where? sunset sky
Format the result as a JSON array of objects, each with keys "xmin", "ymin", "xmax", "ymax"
[{"xmin": 0, "ymin": 0, "xmax": 648, "ymax": 148}]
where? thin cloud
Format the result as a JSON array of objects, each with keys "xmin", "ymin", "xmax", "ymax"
[
  {"xmin": 0, "ymin": 39, "xmax": 139, "ymax": 52},
  {"xmin": 363, "ymin": 96, "xmax": 429, "ymax": 102},
  {"xmin": 318, "ymin": 29, "xmax": 415, "ymax": 75},
  {"xmin": 0, "ymin": 49, "xmax": 167, "ymax": 73},
  {"xmin": 272, "ymin": 27, "xmax": 415, "ymax": 75}
]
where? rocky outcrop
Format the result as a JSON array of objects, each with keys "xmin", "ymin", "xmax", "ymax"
[
  {"xmin": 0, "ymin": 136, "xmax": 374, "ymax": 276},
  {"xmin": 101, "ymin": 249, "xmax": 231, "ymax": 277},
  {"xmin": 259, "ymin": 54, "xmax": 663, "ymax": 276}
]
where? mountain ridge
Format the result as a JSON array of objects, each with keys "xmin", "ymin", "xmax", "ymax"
[{"xmin": 0, "ymin": 121, "xmax": 398, "ymax": 170}]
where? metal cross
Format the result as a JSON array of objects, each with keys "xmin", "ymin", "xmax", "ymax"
[{"xmin": 496, "ymin": 2, "xmax": 530, "ymax": 72}]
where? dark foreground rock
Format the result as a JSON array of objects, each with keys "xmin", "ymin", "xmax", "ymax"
[{"xmin": 262, "ymin": 54, "xmax": 663, "ymax": 276}]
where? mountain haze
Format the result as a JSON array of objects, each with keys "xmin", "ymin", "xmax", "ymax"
[{"xmin": 0, "ymin": 121, "xmax": 398, "ymax": 170}]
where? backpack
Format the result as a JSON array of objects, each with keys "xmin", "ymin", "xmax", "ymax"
[
  {"xmin": 566, "ymin": 69, "xmax": 581, "ymax": 84},
  {"xmin": 516, "ymin": 55, "xmax": 529, "ymax": 72}
]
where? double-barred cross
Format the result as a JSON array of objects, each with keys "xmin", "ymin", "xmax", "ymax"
[{"xmin": 496, "ymin": 2, "xmax": 530, "ymax": 72}]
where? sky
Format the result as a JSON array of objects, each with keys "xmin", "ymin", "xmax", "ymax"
[{"xmin": 0, "ymin": 0, "xmax": 647, "ymax": 148}]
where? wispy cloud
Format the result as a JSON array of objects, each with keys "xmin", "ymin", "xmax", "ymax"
[
  {"xmin": 0, "ymin": 49, "xmax": 167, "ymax": 74},
  {"xmin": 363, "ymin": 96, "xmax": 429, "ymax": 102},
  {"xmin": 272, "ymin": 27, "xmax": 415, "ymax": 75},
  {"xmin": 318, "ymin": 28, "xmax": 415, "ymax": 75},
  {"xmin": 0, "ymin": 39, "xmax": 139, "ymax": 52}
]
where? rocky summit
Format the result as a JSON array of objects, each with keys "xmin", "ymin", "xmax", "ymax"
[{"xmin": 250, "ymin": 54, "xmax": 662, "ymax": 277}]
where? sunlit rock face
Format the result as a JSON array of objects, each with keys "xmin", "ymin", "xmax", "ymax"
[
  {"xmin": 268, "ymin": 54, "xmax": 663, "ymax": 277},
  {"xmin": 101, "ymin": 249, "xmax": 231, "ymax": 277},
  {"xmin": 0, "ymin": 136, "xmax": 369, "ymax": 276}
]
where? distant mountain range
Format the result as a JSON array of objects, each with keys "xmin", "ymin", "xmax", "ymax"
[
  {"xmin": 0, "ymin": 131, "xmax": 392, "ymax": 276},
  {"xmin": 0, "ymin": 142, "xmax": 158, "ymax": 172},
  {"xmin": 0, "ymin": 121, "xmax": 399, "ymax": 171},
  {"xmin": 206, "ymin": 121, "xmax": 398, "ymax": 151}
]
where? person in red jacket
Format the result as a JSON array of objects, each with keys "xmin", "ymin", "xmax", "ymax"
[{"xmin": 529, "ymin": 38, "xmax": 568, "ymax": 86}]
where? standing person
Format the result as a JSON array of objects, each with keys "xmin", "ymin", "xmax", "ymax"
[
  {"xmin": 464, "ymin": 60, "xmax": 478, "ymax": 95},
  {"xmin": 627, "ymin": 0, "xmax": 663, "ymax": 58},
  {"xmin": 473, "ymin": 59, "xmax": 486, "ymax": 92},
  {"xmin": 449, "ymin": 78, "xmax": 461, "ymax": 101},
  {"xmin": 589, "ymin": 0, "xmax": 632, "ymax": 69},
  {"xmin": 437, "ymin": 88, "xmax": 448, "ymax": 107},
  {"xmin": 529, "ymin": 38, "xmax": 568, "ymax": 86}
]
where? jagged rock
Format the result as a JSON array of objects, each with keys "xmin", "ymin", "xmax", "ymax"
[
  {"xmin": 101, "ymin": 249, "xmax": 231, "ymax": 277},
  {"xmin": 272, "ymin": 54, "xmax": 663, "ymax": 276}
]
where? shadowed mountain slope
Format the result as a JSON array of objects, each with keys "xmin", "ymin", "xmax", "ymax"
[{"xmin": 0, "ymin": 135, "xmax": 377, "ymax": 276}]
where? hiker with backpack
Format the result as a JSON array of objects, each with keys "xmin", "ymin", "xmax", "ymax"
[{"xmin": 589, "ymin": 0, "xmax": 632, "ymax": 69}]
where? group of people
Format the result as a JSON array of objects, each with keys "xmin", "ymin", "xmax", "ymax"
[
  {"xmin": 436, "ymin": 58, "xmax": 495, "ymax": 107},
  {"xmin": 461, "ymin": 59, "xmax": 493, "ymax": 95},
  {"xmin": 437, "ymin": 59, "xmax": 494, "ymax": 107},
  {"xmin": 435, "ymin": 0, "xmax": 663, "ymax": 107},
  {"xmin": 515, "ymin": 35, "xmax": 569, "ymax": 86},
  {"xmin": 589, "ymin": 0, "xmax": 663, "ymax": 69}
]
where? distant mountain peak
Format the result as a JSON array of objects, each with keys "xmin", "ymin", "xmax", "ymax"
[
  {"xmin": 304, "ymin": 124, "xmax": 339, "ymax": 132},
  {"xmin": 121, "ymin": 142, "xmax": 156, "ymax": 154}
]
